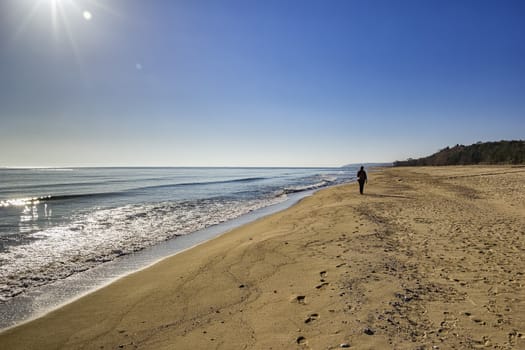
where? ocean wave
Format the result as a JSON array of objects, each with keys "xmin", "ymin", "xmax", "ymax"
[
  {"xmin": 0, "ymin": 177, "xmax": 269, "ymax": 208},
  {"xmin": 132, "ymin": 176, "xmax": 268, "ymax": 191},
  {"xmin": 0, "ymin": 176, "xmax": 176, "ymax": 192},
  {"xmin": 0, "ymin": 195, "xmax": 287, "ymax": 302},
  {"xmin": 281, "ymin": 177, "xmax": 337, "ymax": 194}
]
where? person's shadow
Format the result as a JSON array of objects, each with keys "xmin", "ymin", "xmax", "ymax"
[{"xmin": 364, "ymin": 193, "xmax": 413, "ymax": 199}]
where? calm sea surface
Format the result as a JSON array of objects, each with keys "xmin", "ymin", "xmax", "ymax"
[{"xmin": 0, "ymin": 166, "xmax": 358, "ymax": 308}]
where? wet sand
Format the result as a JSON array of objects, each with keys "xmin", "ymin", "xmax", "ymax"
[{"xmin": 0, "ymin": 166, "xmax": 524, "ymax": 349}]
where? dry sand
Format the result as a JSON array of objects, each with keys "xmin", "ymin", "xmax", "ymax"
[{"xmin": 0, "ymin": 166, "xmax": 524, "ymax": 349}]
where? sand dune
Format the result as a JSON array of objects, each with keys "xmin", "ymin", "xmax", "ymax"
[{"xmin": 0, "ymin": 166, "xmax": 523, "ymax": 349}]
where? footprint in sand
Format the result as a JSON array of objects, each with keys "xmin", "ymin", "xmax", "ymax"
[
  {"xmin": 320, "ymin": 270, "xmax": 327, "ymax": 278},
  {"xmin": 304, "ymin": 313, "xmax": 319, "ymax": 324},
  {"xmin": 315, "ymin": 282, "xmax": 329, "ymax": 289},
  {"xmin": 293, "ymin": 295, "xmax": 306, "ymax": 304},
  {"xmin": 471, "ymin": 317, "xmax": 487, "ymax": 326},
  {"xmin": 464, "ymin": 312, "xmax": 487, "ymax": 326},
  {"xmin": 296, "ymin": 336, "xmax": 307, "ymax": 345}
]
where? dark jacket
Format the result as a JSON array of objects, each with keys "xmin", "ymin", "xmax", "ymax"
[{"xmin": 357, "ymin": 169, "xmax": 367, "ymax": 182}]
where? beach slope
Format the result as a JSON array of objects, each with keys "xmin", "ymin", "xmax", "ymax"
[{"xmin": 1, "ymin": 166, "xmax": 524, "ymax": 349}]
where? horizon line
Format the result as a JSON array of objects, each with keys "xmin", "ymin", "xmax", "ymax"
[{"xmin": 0, "ymin": 163, "xmax": 392, "ymax": 170}]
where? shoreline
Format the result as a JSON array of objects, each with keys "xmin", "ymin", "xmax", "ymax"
[
  {"xmin": 0, "ymin": 166, "xmax": 358, "ymax": 313},
  {"xmin": 1, "ymin": 166, "xmax": 523, "ymax": 349},
  {"xmin": 0, "ymin": 188, "xmax": 320, "ymax": 331}
]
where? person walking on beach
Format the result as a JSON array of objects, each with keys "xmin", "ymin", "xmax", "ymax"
[{"xmin": 357, "ymin": 166, "xmax": 367, "ymax": 195}]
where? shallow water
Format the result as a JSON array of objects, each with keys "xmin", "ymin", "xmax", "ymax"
[{"xmin": 0, "ymin": 190, "xmax": 313, "ymax": 330}]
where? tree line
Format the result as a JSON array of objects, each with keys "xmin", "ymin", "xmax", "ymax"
[{"xmin": 394, "ymin": 140, "xmax": 525, "ymax": 166}]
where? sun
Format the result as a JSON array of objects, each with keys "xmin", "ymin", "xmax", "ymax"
[
  {"xmin": 25, "ymin": 0, "xmax": 97, "ymax": 28},
  {"xmin": 12, "ymin": 0, "xmax": 118, "ymax": 67},
  {"xmin": 9, "ymin": 0, "xmax": 110, "ymax": 72},
  {"xmin": 83, "ymin": 11, "xmax": 92, "ymax": 21}
]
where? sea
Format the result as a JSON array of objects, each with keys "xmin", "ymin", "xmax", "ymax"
[{"xmin": 0, "ymin": 166, "xmax": 360, "ymax": 329}]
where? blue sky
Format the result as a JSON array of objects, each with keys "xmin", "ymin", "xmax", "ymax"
[{"xmin": 1, "ymin": 0, "xmax": 524, "ymax": 167}]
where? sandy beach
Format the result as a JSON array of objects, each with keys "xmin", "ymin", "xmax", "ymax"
[{"xmin": 0, "ymin": 166, "xmax": 524, "ymax": 349}]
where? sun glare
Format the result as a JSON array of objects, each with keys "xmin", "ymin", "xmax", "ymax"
[{"xmin": 12, "ymin": 0, "xmax": 117, "ymax": 75}]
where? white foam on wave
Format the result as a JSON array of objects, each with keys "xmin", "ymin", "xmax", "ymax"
[
  {"xmin": 283, "ymin": 180, "xmax": 328, "ymax": 194},
  {"xmin": 282, "ymin": 175, "xmax": 338, "ymax": 194},
  {"xmin": 0, "ymin": 195, "xmax": 287, "ymax": 301}
]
